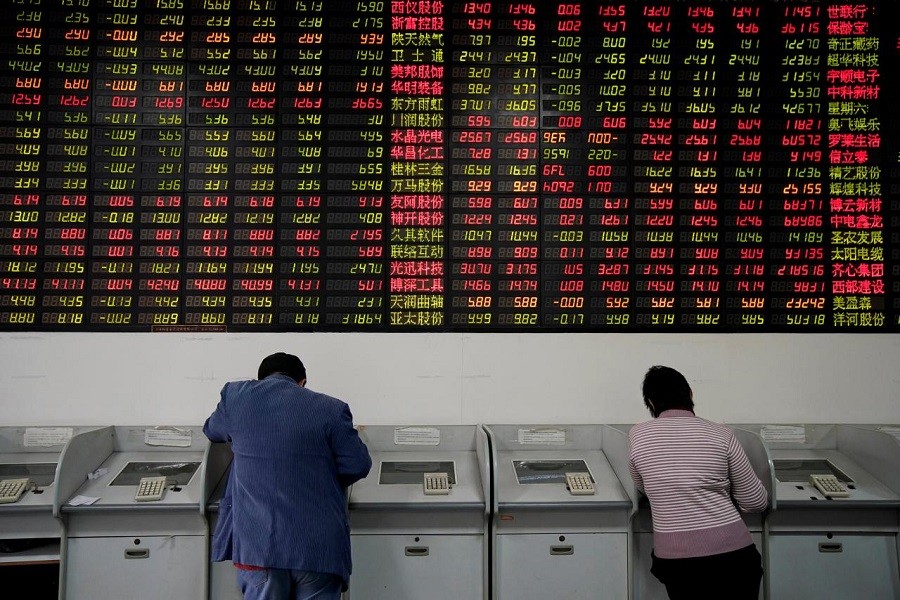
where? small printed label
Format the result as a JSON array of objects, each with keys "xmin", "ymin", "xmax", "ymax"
[
  {"xmin": 518, "ymin": 428, "xmax": 566, "ymax": 445},
  {"xmin": 394, "ymin": 427, "xmax": 441, "ymax": 446},
  {"xmin": 144, "ymin": 427, "xmax": 193, "ymax": 447},
  {"xmin": 23, "ymin": 427, "xmax": 74, "ymax": 447},
  {"xmin": 760, "ymin": 425, "xmax": 806, "ymax": 443}
]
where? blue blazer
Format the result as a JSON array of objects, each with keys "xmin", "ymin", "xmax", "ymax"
[{"xmin": 204, "ymin": 374, "xmax": 372, "ymax": 587}]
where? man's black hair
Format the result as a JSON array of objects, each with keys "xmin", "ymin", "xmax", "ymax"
[{"xmin": 258, "ymin": 352, "xmax": 306, "ymax": 383}]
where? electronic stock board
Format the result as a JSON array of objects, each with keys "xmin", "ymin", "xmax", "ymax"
[{"xmin": 1, "ymin": 0, "xmax": 898, "ymax": 331}]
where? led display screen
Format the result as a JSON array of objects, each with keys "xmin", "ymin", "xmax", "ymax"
[{"xmin": 1, "ymin": 0, "xmax": 897, "ymax": 331}]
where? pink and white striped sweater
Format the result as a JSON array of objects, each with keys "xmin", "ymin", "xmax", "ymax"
[{"xmin": 628, "ymin": 409, "xmax": 769, "ymax": 559}]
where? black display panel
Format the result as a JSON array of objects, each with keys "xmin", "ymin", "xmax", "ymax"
[
  {"xmin": 379, "ymin": 460, "xmax": 457, "ymax": 484},
  {"xmin": 109, "ymin": 461, "xmax": 200, "ymax": 486},
  {"xmin": 513, "ymin": 459, "xmax": 592, "ymax": 484},
  {"xmin": 0, "ymin": 462, "xmax": 57, "ymax": 486},
  {"xmin": 1, "ymin": 0, "xmax": 897, "ymax": 331},
  {"xmin": 772, "ymin": 459, "xmax": 853, "ymax": 483}
]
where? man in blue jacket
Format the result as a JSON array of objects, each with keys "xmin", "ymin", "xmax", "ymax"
[{"xmin": 204, "ymin": 352, "xmax": 372, "ymax": 600}]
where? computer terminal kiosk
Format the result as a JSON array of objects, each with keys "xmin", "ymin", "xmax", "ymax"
[
  {"xmin": 614, "ymin": 424, "xmax": 774, "ymax": 600},
  {"xmin": 483, "ymin": 424, "xmax": 635, "ymax": 600},
  {"xmin": 57, "ymin": 425, "xmax": 230, "ymax": 600},
  {"xmin": 853, "ymin": 424, "xmax": 900, "ymax": 445},
  {"xmin": 206, "ymin": 444, "xmax": 241, "ymax": 600},
  {"xmin": 740, "ymin": 423, "xmax": 900, "ymax": 600},
  {"xmin": 346, "ymin": 425, "xmax": 491, "ymax": 600},
  {"xmin": 0, "ymin": 426, "xmax": 97, "ymax": 599}
]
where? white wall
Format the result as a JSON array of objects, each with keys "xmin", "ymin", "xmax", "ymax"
[{"xmin": 1, "ymin": 332, "xmax": 898, "ymax": 427}]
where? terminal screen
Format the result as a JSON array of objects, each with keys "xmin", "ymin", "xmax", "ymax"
[
  {"xmin": 0, "ymin": 462, "xmax": 57, "ymax": 486},
  {"xmin": 0, "ymin": 1, "xmax": 897, "ymax": 332},
  {"xmin": 110, "ymin": 461, "xmax": 201, "ymax": 486},
  {"xmin": 513, "ymin": 459, "xmax": 591, "ymax": 484},
  {"xmin": 379, "ymin": 460, "xmax": 457, "ymax": 485},
  {"xmin": 772, "ymin": 459, "xmax": 853, "ymax": 483}
]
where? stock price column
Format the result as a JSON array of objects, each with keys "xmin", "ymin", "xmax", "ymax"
[
  {"xmin": 585, "ymin": 2, "xmax": 631, "ymax": 329},
  {"xmin": 325, "ymin": 2, "xmax": 388, "ymax": 328},
  {"xmin": 44, "ymin": 0, "xmax": 92, "ymax": 328},
  {"xmin": 185, "ymin": 0, "xmax": 234, "ymax": 328},
  {"xmin": 228, "ymin": 0, "xmax": 278, "ymax": 330},
  {"xmin": 491, "ymin": 0, "xmax": 541, "ymax": 329},
  {"xmin": 448, "ymin": 0, "xmax": 497, "ymax": 328},
  {"xmin": 138, "ymin": 0, "xmax": 187, "ymax": 328},
  {"xmin": 92, "ymin": 0, "xmax": 142, "ymax": 328},
  {"xmin": 676, "ymin": 4, "xmax": 722, "ymax": 328},
  {"xmin": 0, "ymin": 5, "xmax": 45, "ymax": 328},
  {"xmin": 279, "ymin": 0, "xmax": 325, "ymax": 327},
  {"xmin": 722, "ymin": 4, "xmax": 767, "ymax": 329},
  {"xmin": 540, "ymin": 1, "xmax": 589, "ymax": 329},
  {"xmin": 769, "ymin": 4, "xmax": 828, "ymax": 329},
  {"xmin": 632, "ymin": 4, "xmax": 677, "ymax": 328}
]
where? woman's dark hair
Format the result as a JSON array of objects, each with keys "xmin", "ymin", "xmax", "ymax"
[{"xmin": 641, "ymin": 365, "xmax": 694, "ymax": 418}]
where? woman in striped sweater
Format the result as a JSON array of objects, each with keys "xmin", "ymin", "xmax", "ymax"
[{"xmin": 628, "ymin": 365, "xmax": 769, "ymax": 600}]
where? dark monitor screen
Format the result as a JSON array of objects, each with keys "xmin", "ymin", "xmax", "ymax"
[
  {"xmin": 772, "ymin": 459, "xmax": 853, "ymax": 483},
  {"xmin": 379, "ymin": 460, "xmax": 457, "ymax": 485},
  {"xmin": 0, "ymin": 463, "xmax": 57, "ymax": 487},
  {"xmin": 513, "ymin": 459, "xmax": 591, "ymax": 484},
  {"xmin": 110, "ymin": 461, "xmax": 201, "ymax": 486}
]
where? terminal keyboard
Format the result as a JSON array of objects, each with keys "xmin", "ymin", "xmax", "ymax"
[
  {"xmin": 0, "ymin": 478, "xmax": 30, "ymax": 504},
  {"xmin": 809, "ymin": 473, "xmax": 850, "ymax": 498},
  {"xmin": 135, "ymin": 476, "xmax": 168, "ymax": 502},
  {"xmin": 565, "ymin": 472, "xmax": 595, "ymax": 495},
  {"xmin": 423, "ymin": 472, "xmax": 450, "ymax": 495}
]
